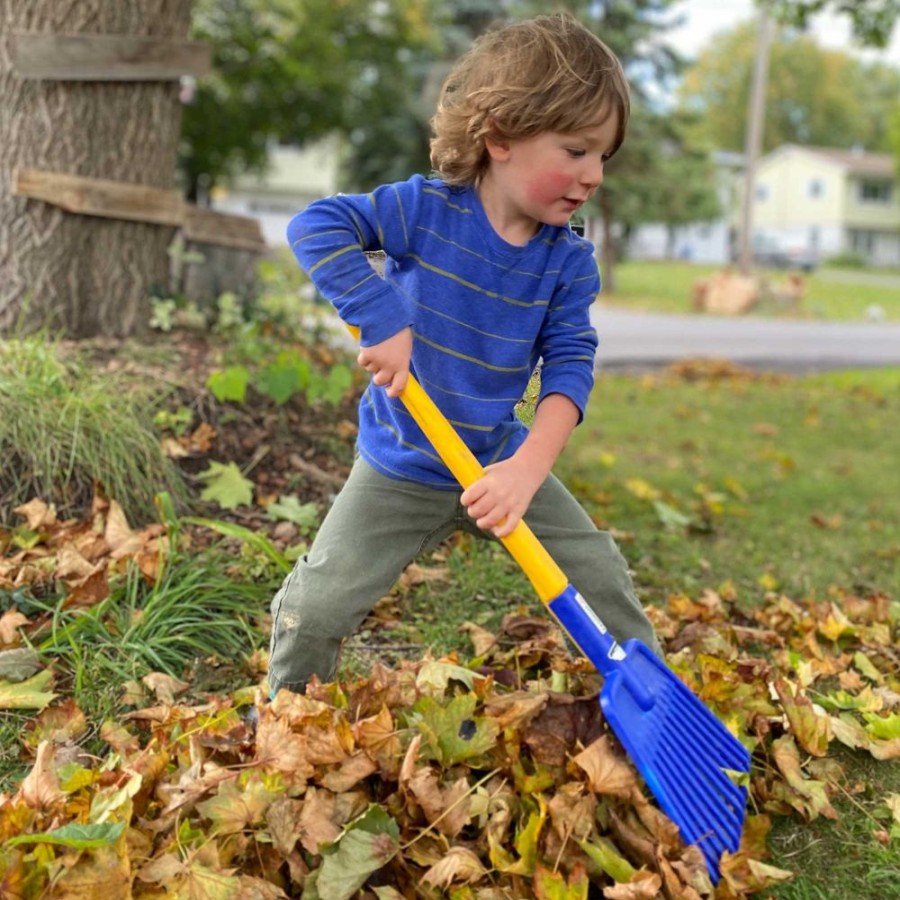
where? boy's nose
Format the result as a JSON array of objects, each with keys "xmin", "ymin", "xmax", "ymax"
[{"xmin": 581, "ymin": 157, "xmax": 604, "ymax": 189}]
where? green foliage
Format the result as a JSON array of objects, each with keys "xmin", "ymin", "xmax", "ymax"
[
  {"xmin": 604, "ymin": 106, "xmax": 721, "ymax": 244},
  {"xmin": 196, "ymin": 460, "xmax": 255, "ymax": 510},
  {"xmin": 768, "ymin": 0, "xmax": 900, "ymax": 49},
  {"xmin": 206, "ymin": 352, "xmax": 353, "ymax": 409},
  {"xmin": 0, "ymin": 338, "xmax": 189, "ymax": 524},
  {"xmin": 265, "ymin": 495, "xmax": 320, "ymax": 534},
  {"xmin": 31, "ymin": 551, "xmax": 270, "ymax": 717},
  {"xmin": 182, "ymin": 0, "xmax": 438, "ymax": 196},
  {"xmin": 678, "ymin": 22, "xmax": 900, "ymax": 154}
]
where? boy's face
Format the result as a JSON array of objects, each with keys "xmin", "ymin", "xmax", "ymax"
[{"xmin": 482, "ymin": 111, "xmax": 620, "ymax": 241}]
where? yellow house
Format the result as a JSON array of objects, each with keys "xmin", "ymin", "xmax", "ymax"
[{"xmin": 752, "ymin": 144, "xmax": 900, "ymax": 267}]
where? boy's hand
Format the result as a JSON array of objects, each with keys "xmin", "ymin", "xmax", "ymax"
[
  {"xmin": 461, "ymin": 456, "xmax": 547, "ymax": 539},
  {"xmin": 357, "ymin": 327, "xmax": 412, "ymax": 398}
]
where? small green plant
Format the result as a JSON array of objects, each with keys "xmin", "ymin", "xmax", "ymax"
[
  {"xmin": 206, "ymin": 350, "xmax": 353, "ymax": 408},
  {"xmin": 0, "ymin": 338, "xmax": 189, "ymax": 523},
  {"xmin": 30, "ymin": 549, "xmax": 272, "ymax": 721},
  {"xmin": 149, "ymin": 297, "xmax": 178, "ymax": 332}
]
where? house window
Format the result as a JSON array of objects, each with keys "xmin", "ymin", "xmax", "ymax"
[
  {"xmin": 808, "ymin": 179, "xmax": 824, "ymax": 199},
  {"xmin": 755, "ymin": 185, "xmax": 769, "ymax": 202},
  {"xmin": 858, "ymin": 180, "xmax": 892, "ymax": 203}
]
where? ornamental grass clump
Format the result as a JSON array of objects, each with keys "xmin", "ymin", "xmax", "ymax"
[{"xmin": 0, "ymin": 337, "xmax": 188, "ymax": 524}]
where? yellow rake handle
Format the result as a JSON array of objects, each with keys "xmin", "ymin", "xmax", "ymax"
[{"xmin": 347, "ymin": 324, "xmax": 568, "ymax": 602}]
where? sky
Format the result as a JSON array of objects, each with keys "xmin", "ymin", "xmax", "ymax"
[{"xmin": 661, "ymin": 0, "xmax": 900, "ymax": 66}]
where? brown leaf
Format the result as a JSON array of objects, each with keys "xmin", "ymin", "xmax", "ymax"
[
  {"xmin": 47, "ymin": 843, "xmax": 132, "ymax": 898},
  {"xmin": 55, "ymin": 545, "xmax": 100, "ymax": 583},
  {"xmin": 320, "ymin": 751, "xmax": 378, "ymax": 793},
  {"xmin": 254, "ymin": 711, "xmax": 314, "ymax": 782},
  {"xmin": 573, "ymin": 736, "xmax": 637, "ymax": 798},
  {"xmin": 17, "ymin": 740, "xmax": 65, "ymax": 809},
  {"xmin": 522, "ymin": 694, "xmax": 605, "ymax": 767},
  {"xmin": 462, "ymin": 621, "xmax": 498, "ymax": 656},
  {"xmin": 603, "ymin": 870, "xmax": 662, "ymax": 899},
  {"xmin": 773, "ymin": 677, "xmax": 831, "ymax": 756},
  {"xmin": 266, "ymin": 797, "xmax": 305, "ymax": 857},
  {"xmin": 104, "ymin": 500, "xmax": 143, "ymax": 559},
  {"xmin": 355, "ymin": 705, "xmax": 403, "ymax": 776},
  {"xmin": 484, "ymin": 690, "xmax": 549, "ymax": 730},
  {"xmin": 143, "ymin": 672, "xmax": 190, "ymax": 705},
  {"xmin": 297, "ymin": 787, "xmax": 342, "ymax": 854},
  {"xmin": 0, "ymin": 608, "xmax": 29, "ymax": 645},
  {"xmin": 14, "ymin": 498, "xmax": 57, "ymax": 530},
  {"xmin": 770, "ymin": 735, "xmax": 838, "ymax": 819},
  {"xmin": 420, "ymin": 847, "xmax": 488, "ymax": 888}
]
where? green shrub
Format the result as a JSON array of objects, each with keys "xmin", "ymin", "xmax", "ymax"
[
  {"xmin": 0, "ymin": 337, "xmax": 189, "ymax": 524},
  {"xmin": 823, "ymin": 251, "xmax": 868, "ymax": 269}
]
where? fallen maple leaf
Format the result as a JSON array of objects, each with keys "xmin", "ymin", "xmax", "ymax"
[{"xmin": 573, "ymin": 736, "xmax": 637, "ymax": 798}]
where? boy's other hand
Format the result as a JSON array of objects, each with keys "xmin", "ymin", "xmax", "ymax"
[
  {"xmin": 358, "ymin": 327, "xmax": 412, "ymax": 398},
  {"xmin": 461, "ymin": 457, "xmax": 546, "ymax": 539}
]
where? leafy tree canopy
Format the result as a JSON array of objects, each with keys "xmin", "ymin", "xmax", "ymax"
[
  {"xmin": 767, "ymin": 0, "xmax": 899, "ymax": 49},
  {"xmin": 677, "ymin": 21, "xmax": 900, "ymax": 155},
  {"xmin": 181, "ymin": 0, "xmax": 437, "ymax": 198}
]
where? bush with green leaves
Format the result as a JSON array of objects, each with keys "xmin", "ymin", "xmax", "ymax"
[{"xmin": 0, "ymin": 338, "xmax": 189, "ymax": 524}]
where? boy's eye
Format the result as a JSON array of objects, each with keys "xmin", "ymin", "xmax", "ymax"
[{"xmin": 566, "ymin": 148, "xmax": 586, "ymax": 158}]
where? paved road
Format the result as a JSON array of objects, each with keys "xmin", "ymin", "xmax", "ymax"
[{"xmin": 591, "ymin": 304, "xmax": 900, "ymax": 372}]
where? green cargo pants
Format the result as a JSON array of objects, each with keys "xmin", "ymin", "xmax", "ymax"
[{"xmin": 267, "ymin": 456, "xmax": 661, "ymax": 694}]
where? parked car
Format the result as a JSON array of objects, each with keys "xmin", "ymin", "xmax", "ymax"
[{"xmin": 752, "ymin": 237, "xmax": 818, "ymax": 272}]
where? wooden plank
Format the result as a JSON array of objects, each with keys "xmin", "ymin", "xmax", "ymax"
[
  {"xmin": 184, "ymin": 206, "xmax": 266, "ymax": 253},
  {"xmin": 12, "ymin": 31, "xmax": 211, "ymax": 81},
  {"xmin": 13, "ymin": 166, "xmax": 266, "ymax": 252},
  {"xmin": 13, "ymin": 167, "xmax": 184, "ymax": 226}
]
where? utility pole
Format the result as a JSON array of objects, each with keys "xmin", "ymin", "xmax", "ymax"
[{"xmin": 738, "ymin": 7, "xmax": 773, "ymax": 275}]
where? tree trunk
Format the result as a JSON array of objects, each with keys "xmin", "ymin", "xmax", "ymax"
[{"xmin": 0, "ymin": 0, "xmax": 192, "ymax": 338}]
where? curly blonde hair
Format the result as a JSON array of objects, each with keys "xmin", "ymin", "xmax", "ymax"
[{"xmin": 430, "ymin": 13, "xmax": 629, "ymax": 186}]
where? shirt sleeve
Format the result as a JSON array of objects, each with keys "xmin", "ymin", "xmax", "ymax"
[
  {"xmin": 286, "ymin": 176, "xmax": 424, "ymax": 346},
  {"xmin": 536, "ymin": 241, "xmax": 600, "ymax": 422}
]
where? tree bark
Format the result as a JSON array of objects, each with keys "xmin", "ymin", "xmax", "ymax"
[{"xmin": 0, "ymin": 0, "xmax": 192, "ymax": 338}]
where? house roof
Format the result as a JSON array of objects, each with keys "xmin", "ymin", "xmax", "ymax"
[{"xmin": 799, "ymin": 146, "xmax": 896, "ymax": 179}]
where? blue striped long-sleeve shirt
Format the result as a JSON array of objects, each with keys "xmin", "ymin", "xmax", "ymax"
[{"xmin": 287, "ymin": 174, "xmax": 600, "ymax": 489}]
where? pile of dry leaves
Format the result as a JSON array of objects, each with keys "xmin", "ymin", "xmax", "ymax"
[{"xmin": 1, "ymin": 501, "xmax": 898, "ymax": 899}]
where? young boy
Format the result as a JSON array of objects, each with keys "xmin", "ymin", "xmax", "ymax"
[{"xmin": 268, "ymin": 13, "xmax": 662, "ymax": 697}]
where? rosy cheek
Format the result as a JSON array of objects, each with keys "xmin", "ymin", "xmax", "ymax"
[{"xmin": 524, "ymin": 170, "xmax": 572, "ymax": 204}]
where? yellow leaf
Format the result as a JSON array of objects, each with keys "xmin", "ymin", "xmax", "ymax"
[
  {"xmin": 773, "ymin": 677, "xmax": 831, "ymax": 757},
  {"xmin": 0, "ymin": 668, "xmax": 56, "ymax": 711},
  {"xmin": 624, "ymin": 478, "xmax": 660, "ymax": 501}
]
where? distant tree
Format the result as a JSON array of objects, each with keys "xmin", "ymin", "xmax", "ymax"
[
  {"xmin": 182, "ymin": 0, "xmax": 436, "ymax": 199},
  {"xmin": 678, "ymin": 22, "xmax": 900, "ymax": 154},
  {"xmin": 767, "ymin": 0, "xmax": 899, "ymax": 48},
  {"xmin": 889, "ymin": 105, "xmax": 900, "ymax": 178},
  {"xmin": 603, "ymin": 108, "xmax": 721, "ymax": 261}
]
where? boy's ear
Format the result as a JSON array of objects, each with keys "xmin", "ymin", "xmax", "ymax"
[{"xmin": 484, "ymin": 132, "xmax": 511, "ymax": 162}]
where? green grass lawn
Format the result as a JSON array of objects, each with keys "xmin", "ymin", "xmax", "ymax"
[
  {"xmin": 561, "ymin": 366, "xmax": 900, "ymax": 609},
  {"xmin": 604, "ymin": 260, "xmax": 900, "ymax": 321},
  {"xmin": 396, "ymin": 365, "xmax": 899, "ymax": 899}
]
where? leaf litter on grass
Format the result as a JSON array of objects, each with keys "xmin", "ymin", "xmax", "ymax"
[{"xmin": 1, "ymin": 502, "xmax": 898, "ymax": 898}]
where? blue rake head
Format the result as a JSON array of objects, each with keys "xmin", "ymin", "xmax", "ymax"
[{"xmin": 548, "ymin": 586, "xmax": 750, "ymax": 883}]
